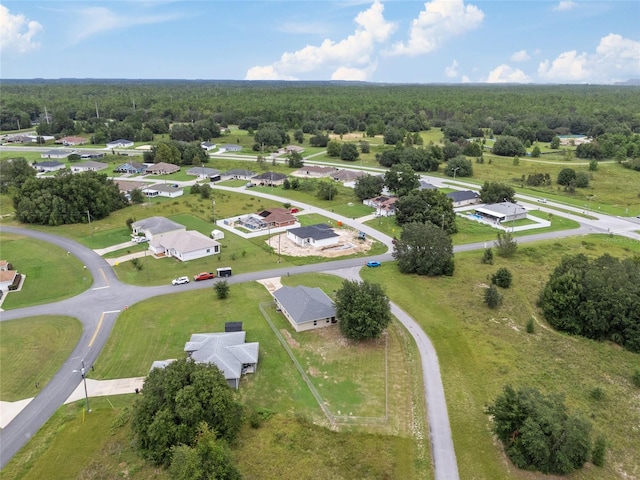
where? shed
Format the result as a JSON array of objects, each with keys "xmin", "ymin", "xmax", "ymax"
[
  {"xmin": 225, "ymin": 322, "xmax": 243, "ymax": 332},
  {"xmin": 211, "ymin": 229, "xmax": 225, "ymax": 240}
]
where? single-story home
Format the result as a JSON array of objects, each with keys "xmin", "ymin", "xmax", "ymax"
[
  {"xmin": 237, "ymin": 208, "xmax": 297, "ymax": 231},
  {"xmin": 145, "ymin": 162, "xmax": 180, "ymax": 175},
  {"xmin": 106, "ymin": 139, "xmax": 134, "ymax": 149},
  {"xmin": 218, "ymin": 144, "xmax": 242, "ymax": 153},
  {"xmin": 279, "ymin": 145, "xmax": 305, "ymax": 154},
  {"xmin": 184, "ymin": 331, "xmax": 259, "ymax": 389},
  {"xmin": 330, "ymin": 169, "xmax": 367, "ymax": 187},
  {"xmin": 40, "ymin": 149, "xmax": 75, "ymax": 159},
  {"xmin": 273, "ymin": 285, "xmax": 337, "ymax": 332},
  {"xmin": 364, "ymin": 195, "xmax": 398, "ymax": 217},
  {"xmin": 287, "ymin": 223, "xmax": 340, "ymax": 249},
  {"xmin": 149, "ymin": 230, "xmax": 220, "ymax": 261},
  {"xmin": 33, "ymin": 161, "xmax": 66, "ymax": 173},
  {"xmin": 115, "ymin": 162, "xmax": 146, "ymax": 174},
  {"xmin": 114, "ymin": 180, "xmax": 145, "ymax": 198},
  {"xmin": 142, "ymin": 184, "xmax": 184, "ymax": 198},
  {"xmin": 200, "ymin": 142, "xmax": 217, "ymax": 151},
  {"xmin": 186, "ymin": 167, "xmax": 221, "ymax": 181},
  {"xmin": 70, "ymin": 161, "xmax": 108, "ymax": 173},
  {"xmin": 419, "ymin": 180, "xmax": 438, "ymax": 191},
  {"xmin": 474, "ymin": 202, "xmax": 528, "ymax": 223},
  {"xmin": 0, "ymin": 260, "xmax": 11, "ymax": 271},
  {"xmin": 292, "ymin": 166, "xmax": 338, "ymax": 178},
  {"xmin": 223, "ymin": 169, "xmax": 255, "ymax": 180},
  {"xmin": 447, "ymin": 190, "xmax": 481, "ymax": 207},
  {"xmin": 80, "ymin": 152, "xmax": 105, "ymax": 159},
  {"xmin": 0, "ymin": 269, "xmax": 19, "ymax": 290},
  {"xmin": 56, "ymin": 136, "xmax": 87, "ymax": 146},
  {"xmin": 250, "ymin": 171, "xmax": 288, "ymax": 186},
  {"xmin": 131, "ymin": 216, "xmax": 185, "ymax": 240}
]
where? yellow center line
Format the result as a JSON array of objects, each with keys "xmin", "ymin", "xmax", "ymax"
[
  {"xmin": 99, "ymin": 268, "xmax": 109, "ymax": 286},
  {"xmin": 89, "ymin": 312, "xmax": 105, "ymax": 347}
]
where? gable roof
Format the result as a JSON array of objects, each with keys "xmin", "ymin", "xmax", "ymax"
[
  {"xmin": 35, "ymin": 161, "xmax": 64, "ymax": 168},
  {"xmin": 252, "ymin": 171, "xmax": 288, "ymax": 181},
  {"xmin": 419, "ymin": 180, "xmax": 438, "ymax": 190},
  {"xmin": 273, "ymin": 286, "xmax": 336, "ymax": 324},
  {"xmin": 186, "ymin": 167, "xmax": 220, "ymax": 176},
  {"xmin": 146, "ymin": 162, "xmax": 180, "ymax": 173},
  {"xmin": 114, "ymin": 180, "xmax": 145, "ymax": 192},
  {"xmin": 257, "ymin": 207, "xmax": 296, "ymax": 225},
  {"xmin": 73, "ymin": 161, "xmax": 108, "ymax": 170},
  {"xmin": 288, "ymin": 223, "xmax": 339, "ymax": 241},
  {"xmin": 331, "ymin": 169, "xmax": 367, "ymax": 181},
  {"xmin": 132, "ymin": 216, "xmax": 184, "ymax": 235},
  {"xmin": 184, "ymin": 331, "xmax": 259, "ymax": 382},
  {"xmin": 446, "ymin": 190, "xmax": 479, "ymax": 202},
  {"xmin": 151, "ymin": 230, "xmax": 219, "ymax": 253},
  {"xmin": 144, "ymin": 183, "xmax": 182, "ymax": 193},
  {"xmin": 116, "ymin": 162, "xmax": 145, "ymax": 171}
]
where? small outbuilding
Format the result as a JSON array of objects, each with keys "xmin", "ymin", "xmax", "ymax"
[{"xmin": 211, "ymin": 229, "xmax": 225, "ymax": 240}]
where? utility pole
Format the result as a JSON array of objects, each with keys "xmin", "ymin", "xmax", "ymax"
[
  {"xmin": 95, "ymin": 101, "xmax": 100, "ymax": 119},
  {"xmin": 73, "ymin": 360, "xmax": 91, "ymax": 412},
  {"xmin": 212, "ymin": 198, "xmax": 216, "ymax": 222},
  {"xmin": 87, "ymin": 210, "xmax": 92, "ymax": 237},
  {"xmin": 44, "ymin": 106, "xmax": 50, "ymax": 125}
]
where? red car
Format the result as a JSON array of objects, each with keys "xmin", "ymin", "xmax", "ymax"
[{"xmin": 194, "ymin": 272, "xmax": 215, "ymax": 281}]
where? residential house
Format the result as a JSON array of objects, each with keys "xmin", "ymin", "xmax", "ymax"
[
  {"xmin": 330, "ymin": 169, "xmax": 367, "ymax": 185},
  {"xmin": 80, "ymin": 152, "xmax": 105, "ymax": 159},
  {"xmin": 70, "ymin": 161, "xmax": 108, "ymax": 173},
  {"xmin": 142, "ymin": 184, "xmax": 184, "ymax": 198},
  {"xmin": 446, "ymin": 190, "xmax": 481, "ymax": 207},
  {"xmin": 237, "ymin": 207, "xmax": 297, "ymax": 231},
  {"xmin": 131, "ymin": 216, "xmax": 185, "ymax": 240},
  {"xmin": 40, "ymin": 149, "xmax": 75, "ymax": 160},
  {"xmin": 419, "ymin": 180, "xmax": 438, "ymax": 190},
  {"xmin": 364, "ymin": 195, "xmax": 398, "ymax": 217},
  {"xmin": 149, "ymin": 230, "xmax": 220, "ymax": 261},
  {"xmin": 56, "ymin": 136, "xmax": 87, "ymax": 146},
  {"xmin": 250, "ymin": 171, "xmax": 288, "ymax": 186},
  {"xmin": 33, "ymin": 161, "xmax": 66, "ymax": 173},
  {"xmin": 145, "ymin": 162, "xmax": 180, "ymax": 175},
  {"xmin": 115, "ymin": 162, "xmax": 146, "ymax": 174},
  {"xmin": 273, "ymin": 285, "xmax": 337, "ymax": 332},
  {"xmin": 184, "ymin": 331, "xmax": 259, "ymax": 389},
  {"xmin": 292, "ymin": 165, "xmax": 338, "ymax": 178},
  {"xmin": 280, "ymin": 145, "xmax": 305, "ymax": 154},
  {"xmin": 474, "ymin": 202, "xmax": 528, "ymax": 224},
  {"xmin": 106, "ymin": 139, "xmax": 134, "ymax": 149},
  {"xmin": 114, "ymin": 180, "xmax": 146, "ymax": 199},
  {"xmin": 186, "ymin": 167, "xmax": 221, "ymax": 181},
  {"xmin": 200, "ymin": 142, "xmax": 217, "ymax": 151},
  {"xmin": 223, "ymin": 169, "xmax": 255, "ymax": 180},
  {"xmin": 0, "ymin": 269, "xmax": 19, "ymax": 291},
  {"xmin": 0, "ymin": 260, "xmax": 11, "ymax": 271},
  {"xmin": 287, "ymin": 224, "xmax": 340, "ymax": 249},
  {"xmin": 218, "ymin": 144, "xmax": 242, "ymax": 153}
]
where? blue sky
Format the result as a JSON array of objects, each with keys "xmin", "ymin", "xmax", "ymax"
[{"xmin": 1, "ymin": 1, "xmax": 639, "ymax": 84}]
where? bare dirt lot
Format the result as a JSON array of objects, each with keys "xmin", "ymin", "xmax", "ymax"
[{"xmin": 266, "ymin": 228, "xmax": 374, "ymax": 258}]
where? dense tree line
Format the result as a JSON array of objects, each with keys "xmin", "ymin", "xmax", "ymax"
[
  {"xmin": 538, "ymin": 253, "xmax": 640, "ymax": 352},
  {"xmin": 13, "ymin": 171, "xmax": 126, "ymax": 225},
  {"xmin": 3, "ymin": 81, "xmax": 639, "ymax": 161}
]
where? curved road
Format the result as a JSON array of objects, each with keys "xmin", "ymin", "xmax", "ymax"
[{"xmin": 1, "ymin": 184, "xmax": 639, "ymax": 477}]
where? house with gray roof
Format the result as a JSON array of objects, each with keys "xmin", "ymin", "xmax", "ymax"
[
  {"xmin": 250, "ymin": 171, "xmax": 288, "ymax": 186},
  {"xmin": 70, "ymin": 160, "xmax": 108, "ymax": 173},
  {"xmin": 40, "ymin": 149, "xmax": 75, "ymax": 160},
  {"xmin": 474, "ymin": 202, "xmax": 527, "ymax": 223},
  {"xmin": 419, "ymin": 180, "xmax": 438, "ymax": 191},
  {"xmin": 142, "ymin": 183, "xmax": 184, "ymax": 198},
  {"xmin": 131, "ymin": 216, "xmax": 185, "ymax": 240},
  {"xmin": 186, "ymin": 167, "xmax": 221, "ymax": 181},
  {"xmin": 287, "ymin": 224, "xmax": 340, "ymax": 249},
  {"xmin": 149, "ymin": 230, "xmax": 220, "ymax": 261},
  {"xmin": 34, "ymin": 160, "xmax": 66, "ymax": 173},
  {"xmin": 106, "ymin": 139, "xmax": 134, "ymax": 149},
  {"xmin": 223, "ymin": 168, "xmax": 255, "ymax": 180},
  {"xmin": 273, "ymin": 285, "xmax": 337, "ymax": 332},
  {"xmin": 184, "ymin": 331, "xmax": 259, "ymax": 389},
  {"xmin": 446, "ymin": 190, "xmax": 480, "ymax": 207},
  {"xmin": 218, "ymin": 144, "xmax": 242, "ymax": 153}
]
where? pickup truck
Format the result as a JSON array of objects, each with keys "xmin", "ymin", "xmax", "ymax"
[{"xmin": 194, "ymin": 272, "xmax": 215, "ymax": 281}]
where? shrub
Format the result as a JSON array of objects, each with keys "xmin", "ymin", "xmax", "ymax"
[
  {"xmin": 632, "ymin": 370, "xmax": 640, "ymax": 388},
  {"xmin": 592, "ymin": 436, "xmax": 607, "ymax": 467},
  {"xmin": 589, "ymin": 387, "xmax": 605, "ymax": 401},
  {"xmin": 491, "ymin": 267, "xmax": 513, "ymax": 288},
  {"xmin": 526, "ymin": 317, "xmax": 535, "ymax": 334},
  {"xmin": 214, "ymin": 280, "xmax": 230, "ymax": 299},
  {"xmin": 484, "ymin": 285, "xmax": 503, "ymax": 308},
  {"xmin": 482, "ymin": 247, "xmax": 494, "ymax": 265}
]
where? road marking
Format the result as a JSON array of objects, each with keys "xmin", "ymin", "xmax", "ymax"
[
  {"xmin": 88, "ymin": 310, "xmax": 121, "ymax": 347},
  {"xmin": 92, "ymin": 286, "xmax": 110, "ymax": 290},
  {"xmin": 99, "ymin": 268, "xmax": 109, "ymax": 286},
  {"xmin": 103, "ymin": 310, "xmax": 121, "ymax": 314}
]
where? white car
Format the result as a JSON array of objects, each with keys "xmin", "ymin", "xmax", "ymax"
[
  {"xmin": 132, "ymin": 236, "xmax": 149, "ymax": 243},
  {"xmin": 171, "ymin": 276, "xmax": 189, "ymax": 285}
]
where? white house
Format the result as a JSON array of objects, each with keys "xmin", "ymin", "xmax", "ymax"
[
  {"xmin": 106, "ymin": 139, "xmax": 134, "ymax": 149},
  {"xmin": 272, "ymin": 285, "xmax": 337, "ymax": 332},
  {"xmin": 286, "ymin": 224, "xmax": 340, "ymax": 249},
  {"xmin": 149, "ymin": 230, "xmax": 220, "ymax": 261},
  {"xmin": 474, "ymin": 202, "xmax": 528, "ymax": 223},
  {"xmin": 200, "ymin": 142, "xmax": 217, "ymax": 151},
  {"xmin": 142, "ymin": 184, "xmax": 184, "ymax": 198},
  {"xmin": 131, "ymin": 216, "xmax": 185, "ymax": 240},
  {"xmin": 34, "ymin": 161, "xmax": 66, "ymax": 173},
  {"xmin": 40, "ymin": 149, "xmax": 75, "ymax": 159},
  {"xmin": 71, "ymin": 161, "xmax": 108, "ymax": 173},
  {"xmin": 363, "ymin": 195, "xmax": 398, "ymax": 217}
]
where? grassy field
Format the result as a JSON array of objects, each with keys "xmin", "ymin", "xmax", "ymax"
[
  {"xmin": 360, "ymin": 234, "xmax": 640, "ymax": 480},
  {"xmin": 0, "ymin": 316, "xmax": 82, "ymax": 401},
  {"xmin": 0, "ymin": 233, "xmax": 91, "ymax": 309}
]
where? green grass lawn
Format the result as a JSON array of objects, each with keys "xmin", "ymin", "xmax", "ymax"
[
  {"xmin": 0, "ymin": 316, "xmax": 82, "ymax": 401},
  {"xmin": 0, "ymin": 233, "xmax": 92, "ymax": 309},
  {"xmin": 361, "ymin": 234, "xmax": 640, "ymax": 480}
]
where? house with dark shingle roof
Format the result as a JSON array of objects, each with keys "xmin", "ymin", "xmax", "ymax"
[
  {"xmin": 287, "ymin": 224, "xmax": 340, "ymax": 249},
  {"xmin": 33, "ymin": 160, "xmax": 66, "ymax": 173},
  {"xmin": 251, "ymin": 171, "xmax": 288, "ymax": 186},
  {"xmin": 273, "ymin": 285, "xmax": 337, "ymax": 332},
  {"xmin": 223, "ymin": 169, "xmax": 255, "ymax": 180},
  {"xmin": 446, "ymin": 190, "xmax": 481, "ymax": 207}
]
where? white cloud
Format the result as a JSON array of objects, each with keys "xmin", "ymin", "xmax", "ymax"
[
  {"xmin": 245, "ymin": 66, "xmax": 298, "ymax": 81},
  {"xmin": 387, "ymin": 0, "xmax": 484, "ymax": 57},
  {"xmin": 553, "ymin": 1, "xmax": 577, "ymax": 12},
  {"xmin": 0, "ymin": 5, "xmax": 43, "ymax": 54},
  {"xmin": 445, "ymin": 60, "xmax": 459, "ymax": 78},
  {"xmin": 486, "ymin": 64, "xmax": 531, "ymax": 83},
  {"xmin": 461, "ymin": 75, "xmax": 471, "ymax": 83},
  {"xmin": 245, "ymin": 1, "xmax": 396, "ymax": 81},
  {"xmin": 68, "ymin": 6, "xmax": 182, "ymax": 44},
  {"xmin": 331, "ymin": 65, "xmax": 374, "ymax": 81},
  {"xmin": 538, "ymin": 34, "xmax": 640, "ymax": 83},
  {"xmin": 511, "ymin": 50, "xmax": 530, "ymax": 62}
]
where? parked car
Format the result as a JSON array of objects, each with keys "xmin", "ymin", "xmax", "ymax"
[
  {"xmin": 194, "ymin": 272, "xmax": 215, "ymax": 281},
  {"xmin": 171, "ymin": 276, "xmax": 189, "ymax": 285},
  {"xmin": 131, "ymin": 236, "xmax": 149, "ymax": 243},
  {"xmin": 366, "ymin": 260, "xmax": 381, "ymax": 268},
  {"xmin": 537, "ymin": 198, "xmax": 547, "ymax": 203}
]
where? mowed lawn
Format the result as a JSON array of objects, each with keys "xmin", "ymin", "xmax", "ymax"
[
  {"xmin": 361, "ymin": 234, "xmax": 640, "ymax": 480},
  {"xmin": 0, "ymin": 233, "xmax": 91, "ymax": 309},
  {"xmin": 0, "ymin": 316, "xmax": 82, "ymax": 401}
]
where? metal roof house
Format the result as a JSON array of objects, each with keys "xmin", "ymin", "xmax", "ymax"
[
  {"xmin": 184, "ymin": 331, "xmax": 259, "ymax": 389},
  {"xmin": 273, "ymin": 285, "xmax": 337, "ymax": 332},
  {"xmin": 287, "ymin": 224, "xmax": 340, "ymax": 249},
  {"xmin": 474, "ymin": 202, "xmax": 528, "ymax": 223}
]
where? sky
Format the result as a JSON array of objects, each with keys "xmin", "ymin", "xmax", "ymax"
[{"xmin": 1, "ymin": 0, "xmax": 639, "ymax": 84}]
